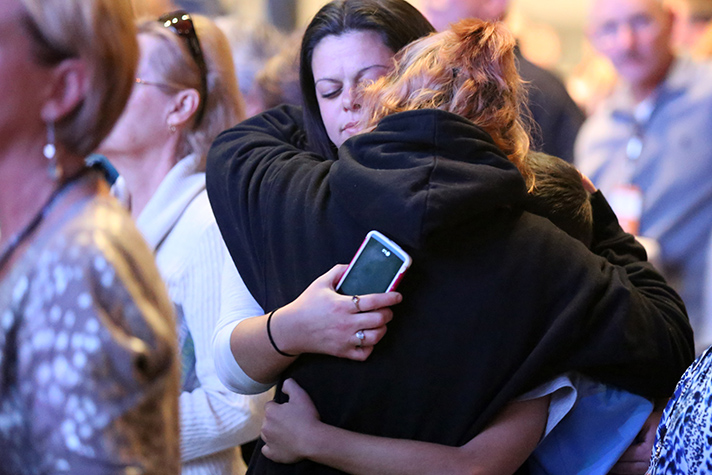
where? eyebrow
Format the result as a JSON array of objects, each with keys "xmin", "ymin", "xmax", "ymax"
[{"xmin": 314, "ymin": 64, "xmax": 390, "ymax": 85}]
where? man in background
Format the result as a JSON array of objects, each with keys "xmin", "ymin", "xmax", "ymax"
[
  {"xmin": 421, "ymin": 0, "xmax": 585, "ymax": 162},
  {"xmin": 576, "ymin": 0, "xmax": 712, "ymax": 354}
]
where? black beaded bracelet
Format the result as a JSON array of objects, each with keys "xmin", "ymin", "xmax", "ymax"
[{"xmin": 267, "ymin": 309, "xmax": 296, "ymax": 357}]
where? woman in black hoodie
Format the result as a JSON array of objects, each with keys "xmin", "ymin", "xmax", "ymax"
[{"xmin": 206, "ymin": 4, "xmax": 693, "ymax": 475}]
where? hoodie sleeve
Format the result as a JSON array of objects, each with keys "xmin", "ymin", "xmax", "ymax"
[
  {"xmin": 206, "ymin": 105, "xmax": 336, "ymax": 305},
  {"xmin": 519, "ymin": 198, "xmax": 694, "ymax": 402},
  {"xmin": 586, "ymin": 190, "xmax": 694, "ymax": 395}
]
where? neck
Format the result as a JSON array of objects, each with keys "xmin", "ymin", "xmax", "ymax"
[
  {"xmin": 630, "ymin": 55, "xmax": 674, "ymax": 103},
  {"xmin": 110, "ymin": 147, "xmax": 180, "ymax": 219},
  {"xmin": 0, "ymin": 138, "xmax": 90, "ymax": 245},
  {"xmin": 0, "ymin": 153, "xmax": 87, "ymax": 256},
  {"xmin": 0, "ymin": 167, "xmax": 54, "ymax": 249}
]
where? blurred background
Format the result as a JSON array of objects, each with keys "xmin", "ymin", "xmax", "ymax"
[{"xmin": 132, "ymin": 0, "xmax": 712, "ymax": 116}]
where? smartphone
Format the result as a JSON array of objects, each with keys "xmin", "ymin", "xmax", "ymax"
[{"xmin": 336, "ymin": 230, "xmax": 412, "ymax": 296}]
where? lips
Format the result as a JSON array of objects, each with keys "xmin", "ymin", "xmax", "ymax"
[{"xmin": 341, "ymin": 121, "xmax": 358, "ymax": 133}]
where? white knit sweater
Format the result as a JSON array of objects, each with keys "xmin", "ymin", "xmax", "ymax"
[{"xmin": 127, "ymin": 154, "xmax": 270, "ymax": 474}]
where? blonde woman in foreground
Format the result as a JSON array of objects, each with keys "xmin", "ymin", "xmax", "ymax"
[{"xmin": 0, "ymin": 0, "xmax": 180, "ymax": 472}]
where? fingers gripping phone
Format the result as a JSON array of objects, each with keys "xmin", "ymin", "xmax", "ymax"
[{"xmin": 336, "ymin": 230, "xmax": 412, "ymax": 296}]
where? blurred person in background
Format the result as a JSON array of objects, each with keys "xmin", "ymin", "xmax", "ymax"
[
  {"xmin": 419, "ymin": 0, "xmax": 585, "ymax": 162},
  {"xmin": 566, "ymin": 44, "xmax": 618, "ymax": 116},
  {"xmin": 691, "ymin": 11, "xmax": 712, "ymax": 57},
  {"xmin": 0, "ymin": 0, "xmax": 180, "ymax": 471},
  {"xmin": 576, "ymin": 0, "xmax": 712, "ymax": 354},
  {"xmin": 98, "ymin": 11, "xmax": 269, "ymax": 474},
  {"xmin": 244, "ymin": 34, "xmax": 303, "ymax": 116},
  {"xmin": 215, "ymin": 17, "xmax": 285, "ymax": 116},
  {"xmin": 666, "ymin": 0, "xmax": 712, "ymax": 51}
]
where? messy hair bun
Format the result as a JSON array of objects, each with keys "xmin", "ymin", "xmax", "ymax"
[{"xmin": 360, "ymin": 19, "xmax": 533, "ymax": 187}]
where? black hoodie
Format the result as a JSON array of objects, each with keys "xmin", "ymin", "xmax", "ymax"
[{"xmin": 207, "ymin": 105, "xmax": 693, "ymax": 474}]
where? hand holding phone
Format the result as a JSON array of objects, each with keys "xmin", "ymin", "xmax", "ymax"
[{"xmin": 336, "ymin": 230, "xmax": 412, "ymax": 296}]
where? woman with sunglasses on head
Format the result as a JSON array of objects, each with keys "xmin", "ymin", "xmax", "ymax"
[
  {"xmin": 0, "ymin": 0, "xmax": 180, "ymax": 472},
  {"xmin": 98, "ymin": 11, "xmax": 269, "ymax": 475}
]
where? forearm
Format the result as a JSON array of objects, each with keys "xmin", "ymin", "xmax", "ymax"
[
  {"xmin": 296, "ymin": 397, "xmax": 548, "ymax": 475},
  {"xmin": 228, "ymin": 266, "xmax": 400, "ymax": 384},
  {"xmin": 304, "ymin": 423, "xmax": 470, "ymax": 475},
  {"xmin": 230, "ymin": 310, "xmax": 299, "ymax": 384}
]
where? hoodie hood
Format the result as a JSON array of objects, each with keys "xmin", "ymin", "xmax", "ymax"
[{"xmin": 331, "ymin": 109, "xmax": 527, "ymax": 250}]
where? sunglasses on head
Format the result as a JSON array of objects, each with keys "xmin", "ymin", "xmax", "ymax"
[{"xmin": 158, "ymin": 10, "xmax": 207, "ymax": 126}]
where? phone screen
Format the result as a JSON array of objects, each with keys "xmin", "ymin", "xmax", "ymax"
[{"xmin": 337, "ymin": 236, "xmax": 406, "ymax": 295}]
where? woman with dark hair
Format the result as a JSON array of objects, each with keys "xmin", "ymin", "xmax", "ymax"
[
  {"xmin": 210, "ymin": 0, "xmax": 433, "ymax": 396},
  {"xmin": 207, "ymin": 3, "xmax": 693, "ymax": 475},
  {"xmin": 297, "ymin": 0, "xmax": 435, "ymax": 160}
]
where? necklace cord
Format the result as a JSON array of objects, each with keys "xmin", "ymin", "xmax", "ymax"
[{"xmin": 0, "ymin": 168, "xmax": 92, "ymax": 271}]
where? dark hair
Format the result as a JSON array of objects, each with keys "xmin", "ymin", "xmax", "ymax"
[
  {"xmin": 525, "ymin": 152, "xmax": 593, "ymax": 248},
  {"xmin": 299, "ymin": 0, "xmax": 434, "ymax": 159}
]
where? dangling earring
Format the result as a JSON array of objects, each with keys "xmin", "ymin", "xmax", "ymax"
[{"xmin": 44, "ymin": 121, "xmax": 61, "ymax": 179}]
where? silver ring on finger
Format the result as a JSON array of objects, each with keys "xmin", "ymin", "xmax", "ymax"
[
  {"xmin": 352, "ymin": 295, "xmax": 362, "ymax": 312},
  {"xmin": 355, "ymin": 330, "xmax": 365, "ymax": 347}
]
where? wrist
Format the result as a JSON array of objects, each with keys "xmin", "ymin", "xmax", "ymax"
[
  {"xmin": 300, "ymin": 419, "xmax": 331, "ymax": 460},
  {"xmin": 274, "ymin": 301, "xmax": 315, "ymax": 355},
  {"xmin": 267, "ymin": 309, "xmax": 298, "ymax": 357}
]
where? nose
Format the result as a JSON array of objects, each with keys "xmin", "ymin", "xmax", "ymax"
[
  {"xmin": 342, "ymin": 86, "xmax": 361, "ymax": 111},
  {"xmin": 616, "ymin": 23, "xmax": 636, "ymax": 51}
]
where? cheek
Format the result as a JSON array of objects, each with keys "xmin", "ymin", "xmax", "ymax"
[
  {"xmin": 317, "ymin": 100, "xmax": 339, "ymax": 137},
  {"xmin": 111, "ymin": 96, "xmax": 145, "ymax": 135},
  {"xmin": 102, "ymin": 92, "xmax": 164, "ymax": 151}
]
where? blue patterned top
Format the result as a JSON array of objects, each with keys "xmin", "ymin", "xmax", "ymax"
[{"xmin": 649, "ymin": 346, "xmax": 712, "ymax": 474}]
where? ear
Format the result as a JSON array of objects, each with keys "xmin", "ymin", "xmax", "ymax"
[
  {"xmin": 166, "ymin": 88, "xmax": 201, "ymax": 130},
  {"xmin": 40, "ymin": 58, "xmax": 88, "ymax": 123}
]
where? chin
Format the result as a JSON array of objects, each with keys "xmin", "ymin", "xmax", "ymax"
[{"xmin": 617, "ymin": 65, "xmax": 651, "ymax": 84}]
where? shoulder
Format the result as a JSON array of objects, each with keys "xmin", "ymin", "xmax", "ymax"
[
  {"xmin": 677, "ymin": 58, "xmax": 712, "ymax": 92},
  {"xmin": 168, "ymin": 190, "xmax": 218, "ymax": 244},
  {"xmin": 68, "ymin": 195, "xmax": 171, "ymax": 301},
  {"xmin": 208, "ymin": 104, "xmax": 307, "ymax": 159},
  {"xmin": 684, "ymin": 62, "xmax": 712, "ymax": 106},
  {"xmin": 651, "ymin": 348, "xmax": 712, "ymax": 473},
  {"xmin": 155, "ymin": 190, "xmax": 228, "ymax": 282},
  {"xmin": 21, "ymin": 194, "xmax": 177, "ymax": 388}
]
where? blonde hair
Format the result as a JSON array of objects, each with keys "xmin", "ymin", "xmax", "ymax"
[
  {"xmin": 138, "ymin": 14, "xmax": 245, "ymax": 169},
  {"xmin": 360, "ymin": 19, "xmax": 533, "ymax": 187},
  {"xmin": 20, "ymin": 0, "xmax": 138, "ymax": 158}
]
